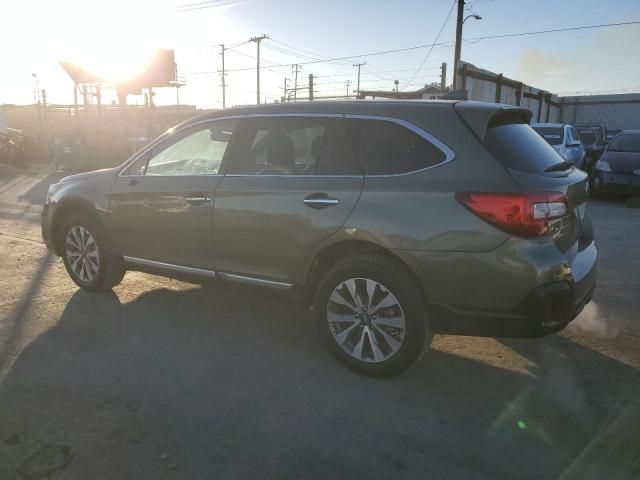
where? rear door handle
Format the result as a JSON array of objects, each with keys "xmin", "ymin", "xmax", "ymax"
[
  {"xmin": 303, "ymin": 193, "xmax": 339, "ymax": 209},
  {"xmin": 184, "ymin": 193, "xmax": 212, "ymax": 205}
]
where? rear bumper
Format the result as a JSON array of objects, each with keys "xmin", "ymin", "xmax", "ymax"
[
  {"xmin": 593, "ymin": 171, "xmax": 640, "ymax": 195},
  {"xmin": 393, "ymin": 236, "xmax": 598, "ymax": 338},
  {"xmin": 429, "ymin": 266, "xmax": 596, "ymax": 337}
]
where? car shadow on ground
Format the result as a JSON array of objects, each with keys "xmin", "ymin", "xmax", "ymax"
[{"xmin": 0, "ymin": 285, "xmax": 638, "ymax": 480}]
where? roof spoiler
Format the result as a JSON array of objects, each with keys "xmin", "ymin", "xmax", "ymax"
[{"xmin": 454, "ymin": 101, "xmax": 532, "ymax": 140}]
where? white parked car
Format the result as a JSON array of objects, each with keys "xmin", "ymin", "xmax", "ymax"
[{"xmin": 531, "ymin": 123, "xmax": 586, "ymax": 169}]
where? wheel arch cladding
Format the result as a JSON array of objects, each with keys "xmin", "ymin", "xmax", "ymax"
[
  {"xmin": 305, "ymin": 239, "xmax": 428, "ymax": 307},
  {"xmin": 52, "ymin": 197, "xmax": 104, "ymax": 256}
]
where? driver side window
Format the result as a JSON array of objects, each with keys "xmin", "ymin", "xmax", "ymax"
[{"xmin": 131, "ymin": 119, "xmax": 237, "ymax": 176}]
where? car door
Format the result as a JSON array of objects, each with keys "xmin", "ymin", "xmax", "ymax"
[
  {"xmin": 108, "ymin": 118, "xmax": 238, "ymax": 269},
  {"xmin": 213, "ymin": 115, "xmax": 364, "ymax": 284}
]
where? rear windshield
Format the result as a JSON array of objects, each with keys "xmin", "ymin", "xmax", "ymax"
[
  {"xmin": 485, "ymin": 123, "xmax": 564, "ymax": 174},
  {"xmin": 607, "ymin": 133, "xmax": 640, "ymax": 153},
  {"xmin": 578, "ymin": 130, "xmax": 596, "ymax": 144},
  {"xmin": 532, "ymin": 127, "xmax": 564, "ymax": 145}
]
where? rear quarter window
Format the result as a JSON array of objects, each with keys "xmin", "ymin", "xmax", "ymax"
[
  {"xmin": 485, "ymin": 123, "xmax": 564, "ymax": 174},
  {"xmin": 345, "ymin": 118, "xmax": 447, "ymax": 175}
]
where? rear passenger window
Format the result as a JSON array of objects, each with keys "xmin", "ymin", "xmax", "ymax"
[
  {"xmin": 229, "ymin": 117, "xmax": 360, "ymax": 176},
  {"xmin": 345, "ymin": 119, "xmax": 446, "ymax": 175}
]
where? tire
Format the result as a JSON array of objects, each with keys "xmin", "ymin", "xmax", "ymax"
[
  {"xmin": 313, "ymin": 253, "xmax": 432, "ymax": 377},
  {"xmin": 58, "ymin": 213, "xmax": 125, "ymax": 291}
]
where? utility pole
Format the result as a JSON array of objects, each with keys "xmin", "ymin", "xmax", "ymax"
[
  {"xmin": 440, "ymin": 62, "xmax": 447, "ymax": 92},
  {"xmin": 453, "ymin": 0, "xmax": 465, "ymax": 91},
  {"xmin": 353, "ymin": 62, "xmax": 365, "ymax": 96},
  {"xmin": 292, "ymin": 64, "xmax": 301, "ymax": 101},
  {"xmin": 282, "ymin": 77, "xmax": 289, "ymax": 102},
  {"xmin": 220, "ymin": 44, "xmax": 226, "ymax": 109},
  {"xmin": 249, "ymin": 34, "xmax": 268, "ymax": 104},
  {"xmin": 308, "ymin": 74, "xmax": 314, "ymax": 101},
  {"xmin": 345, "ymin": 80, "xmax": 352, "ymax": 97}
]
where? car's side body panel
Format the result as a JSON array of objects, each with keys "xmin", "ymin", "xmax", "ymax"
[
  {"xmin": 108, "ymin": 175, "xmax": 222, "ymax": 269},
  {"xmin": 213, "ymin": 175, "xmax": 364, "ymax": 282}
]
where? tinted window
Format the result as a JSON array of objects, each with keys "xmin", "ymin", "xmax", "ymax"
[
  {"xmin": 532, "ymin": 127, "xmax": 564, "ymax": 145},
  {"xmin": 578, "ymin": 130, "xmax": 596, "ymax": 144},
  {"xmin": 345, "ymin": 119, "xmax": 446, "ymax": 175},
  {"xmin": 568, "ymin": 127, "xmax": 581, "ymax": 145},
  {"xmin": 229, "ymin": 117, "xmax": 359, "ymax": 175},
  {"xmin": 608, "ymin": 133, "xmax": 640, "ymax": 153},
  {"xmin": 485, "ymin": 123, "xmax": 564, "ymax": 174},
  {"xmin": 134, "ymin": 120, "xmax": 237, "ymax": 176}
]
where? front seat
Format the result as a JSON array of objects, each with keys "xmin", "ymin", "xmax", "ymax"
[{"xmin": 262, "ymin": 133, "xmax": 295, "ymax": 174}]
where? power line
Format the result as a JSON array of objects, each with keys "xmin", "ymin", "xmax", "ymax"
[
  {"xmin": 268, "ymin": 38, "xmax": 333, "ymax": 60},
  {"xmin": 221, "ymin": 40, "xmax": 455, "ymax": 72},
  {"xmin": 262, "ymin": 40, "xmax": 353, "ymax": 66},
  {"xmin": 176, "ymin": 0, "xmax": 246, "ymax": 12},
  {"xmin": 218, "ymin": 19, "xmax": 639, "ymax": 73},
  {"xmin": 315, "ymin": 67, "xmax": 441, "ymax": 79},
  {"xmin": 176, "ymin": 0, "xmax": 232, "ymax": 8},
  {"xmin": 463, "ymin": 20, "xmax": 640, "ymax": 43},
  {"xmin": 403, "ymin": 0, "xmax": 456, "ymax": 91},
  {"xmin": 312, "ymin": 74, "xmax": 440, "ymax": 87},
  {"xmin": 556, "ymin": 86, "xmax": 640, "ymax": 95}
]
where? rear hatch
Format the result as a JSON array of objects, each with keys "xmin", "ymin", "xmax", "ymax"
[{"xmin": 455, "ymin": 103, "xmax": 590, "ymax": 256}]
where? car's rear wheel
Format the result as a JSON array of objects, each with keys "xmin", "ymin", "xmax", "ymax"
[
  {"xmin": 314, "ymin": 253, "xmax": 431, "ymax": 377},
  {"xmin": 59, "ymin": 213, "xmax": 125, "ymax": 291}
]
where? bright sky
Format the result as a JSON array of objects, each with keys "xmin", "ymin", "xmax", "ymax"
[{"xmin": 1, "ymin": 0, "xmax": 639, "ymax": 108}]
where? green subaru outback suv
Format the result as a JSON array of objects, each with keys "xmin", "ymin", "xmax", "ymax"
[{"xmin": 42, "ymin": 100, "xmax": 597, "ymax": 376}]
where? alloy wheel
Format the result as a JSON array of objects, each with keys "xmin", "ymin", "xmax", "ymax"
[
  {"xmin": 327, "ymin": 278, "xmax": 406, "ymax": 363},
  {"xmin": 65, "ymin": 226, "xmax": 100, "ymax": 283}
]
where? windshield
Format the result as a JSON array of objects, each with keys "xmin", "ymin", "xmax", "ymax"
[
  {"xmin": 532, "ymin": 127, "xmax": 564, "ymax": 145},
  {"xmin": 607, "ymin": 133, "xmax": 640, "ymax": 153},
  {"xmin": 578, "ymin": 130, "xmax": 596, "ymax": 144}
]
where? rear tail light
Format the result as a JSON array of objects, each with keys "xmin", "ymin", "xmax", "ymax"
[{"xmin": 455, "ymin": 192, "xmax": 568, "ymax": 237}]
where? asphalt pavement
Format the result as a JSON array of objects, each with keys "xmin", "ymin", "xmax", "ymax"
[{"xmin": 0, "ymin": 165, "xmax": 639, "ymax": 480}]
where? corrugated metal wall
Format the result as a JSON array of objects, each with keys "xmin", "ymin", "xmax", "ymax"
[
  {"xmin": 560, "ymin": 94, "xmax": 640, "ymax": 129},
  {"xmin": 455, "ymin": 63, "xmax": 640, "ymax": 130},
  {"xmin": 456, "ymin": 62, "xmax": 562, "ymax": 122}
]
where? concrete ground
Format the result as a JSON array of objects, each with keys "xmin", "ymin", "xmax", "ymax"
[{"xmin": 0, "ymin": 165, "xmax": 639, "ymax": 480}]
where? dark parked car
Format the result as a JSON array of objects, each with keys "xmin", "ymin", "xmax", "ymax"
[
  {"xmin": 593, "ymin": 129, "xmax": 640, "ymax": 195},
  {"xmin": 577, "ymin": 127, "xmax": 604, "ymax": 173},
  {"xmin": 606, "ymin": 129, "xmax": 621, "ymax": 142},
  {"xmin": 42, "ymin": 100, "xmax": 597, "ymax": 376}
]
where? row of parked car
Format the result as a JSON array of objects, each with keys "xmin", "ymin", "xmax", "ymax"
[{"xmin": 531, "ymin": 122, "xmax": 640, "ymax": 196}]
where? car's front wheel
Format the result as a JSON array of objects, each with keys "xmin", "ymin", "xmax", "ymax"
[
  {"xmin": 314, "ymin": 253, "xmax": 431, "ymax": 377},
  {"xmin": 59, "ymin": 213, "xmax": 125, "ymax": 291}
]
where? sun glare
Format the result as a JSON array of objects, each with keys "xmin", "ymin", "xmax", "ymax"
[{"xmin": 44, "ymin": 0, "xmax": 172, "ymax": 84}]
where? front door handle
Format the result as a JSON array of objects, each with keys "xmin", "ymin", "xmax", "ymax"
[
  {"xmin": 184, "ymin": 194, "xmax": 212, "ymax": 205},
  {"xmin": 303, "ymin": 193, "xmax": 339, "ymax": 209}
]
